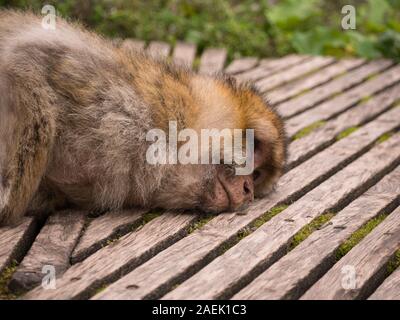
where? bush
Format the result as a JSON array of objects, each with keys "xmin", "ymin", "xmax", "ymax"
[{"xmin": 1, "ymin": 0, "xmax": 399, "ymax": 61}]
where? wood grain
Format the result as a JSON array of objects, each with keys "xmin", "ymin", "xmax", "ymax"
[
  {"xmin": 9, "ymin": 211, "xmax": 86, "ymax": 292},
  {"xmin": 235, "ymin": 55, "xmax": 308, "ymax": 83},
  {"xmin": 277, "ymin": 60, "xmax": 393, "ymax": 119},
  {"xmin": 71, "ymin": 209, "xmax": 146, "ymax": 264},
  {"xmin": 369, "ymin": 267, "xmax": 400, "ymax": 300},
  {"xmin": 301, "ymin": 205, "xmax": 400, "ymax": 300},
  {"xmin": 286, "ymin": 64, "xmax": 400, "ymax": 137},
  {"xmin": 287, "ymin": 84, "xmax": 400, "ymax": 168},
  {"xmin": 225, "ymin": 57, "xmax": 259, "ymax": 75},
  {"xmin": 172, "ymin": 42, "xmax": 196, "ymax": 68},
  {"xmin": 162, "ymin": 135, "xmax": 400, "ymax": 300},
  {"xmin": 198, "ymin": 48, "xmax": 227, "ymax": 74},
  {"xmin": 94, "ymin": 132, "xmax": 400, "ymax": 300},
  {"xmin": 23, "ymin": 212, "xmax": 197, "ymax": 299},
  {"xmin": 0, "ymin": 218, "xmax": 38, "ymax": 274},
  {"xmin": 233, "ymin": 166, "xmax": 400, "ymax": 300},
  {"xmin": 255, "ymin": 56, "xmax": 335, "ymax": 92},
  {"xmin": 121, "ymin": 39, "xmax": 145, "ymax": 53},
  {"xmin": 268, "ymin": 59, "xmax": 365, "ymax": 104},
  {"xmin": 146, "ymin": 41, "xmax": 171, "ymax": 59}
]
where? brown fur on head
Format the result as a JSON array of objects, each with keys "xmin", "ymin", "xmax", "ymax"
[{"xmin": 0, "ymin": 10, "xmax": 286, "ymax": 225}]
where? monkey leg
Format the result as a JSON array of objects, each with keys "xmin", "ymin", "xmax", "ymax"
[{"xmin": 0, "ymin": 85, "xmax": 56, "ymax": 225}]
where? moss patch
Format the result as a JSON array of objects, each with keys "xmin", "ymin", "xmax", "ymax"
[
  {"xmin": 252, "ymin": 205, "xmax": 289, "ymax": 229},
  {"xmin": 141, "ymin": 210, "xmax": 164, "ymax": 226},
  {"xmin": 359, "ymin": 95, "xmax": 372, "ymax": 104},
  {"xmin": 293, "ymin": 121, "xmax": 326, "ymax": 140},
  {"xmin": 376, "ymin": 131, "xmax": 394, "ymax": 144},
  {"xmin": 0, "ymin": 261, "xmax": 18, "ymax": 300},
  {"xmin": 188, "ymin": 214, "xmax": 214, "ymax": 234},
  {"xmin": 335, "ymin": 213, "xmax": 387, "ymax": 260},
  {"xmin": 288, "ymin": 212, "xmax": 335, "ymax": 252},
  {"xmin": 336, "ymin": 126, "xmax": 359, "ymax": 140},
  {"xmin": 387, "ymin": 249, "xmax": 400, "ymax": 275}
]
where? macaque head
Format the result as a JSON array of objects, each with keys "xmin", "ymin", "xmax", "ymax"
[{"xmin": 149, "ymin": 74, "xmax": 286, "ymax": 214}]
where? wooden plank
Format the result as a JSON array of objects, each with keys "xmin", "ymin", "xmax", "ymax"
[
  {"xmin": 23, "ymin": 212, "xmax": 197, "ymax": 299},
  {"xmin": 9, "ymin": 211, "xmax": 86, "ymax": 292},
  {"xmin": 0, "ymin": 218, "xmax": 38, "ymax": 274},
  {"xmin": 225, "ymin": 57, "xmax": 259, "ymax": 75},
  {"xmin": 198, "ymin": 48, "xmax": 227, "ymax": 74},
  {"xmin": 286, "ymin": 64, "xmax": 400, "ymax": 137},
  {"xmin": 233, "ymin": 166, "xmax": 400, "ymax": 300},
  {"xmin": 369, "ymin": 267, "xmax": 400, "ymax": 300},
  {"xmin": 146, "ymin": 41, "xmax": 171, "ymax": 59},
  {"xmin": 121, "ymin": 39, "xmax": 145, "ymax": 53},
  {"xmin": 301, "ymin": 205, "xmax": 400, "ymax": 300},
  {"xmin": 171, "ymin": 42, "xmax": 196, "ymax": 68},
  {"xmin": 288, "ymin": 84, "xmax": 400, "ymax": 169},
  {"xmin": 268, "ymin": 59, "xmax": 365, "ymax": 104},
  {"xmin": 255, "ymin": 56, "xmax": 335, "ymax": 92},
  {"xmin": 277, "ymin": 60, "xmax": 393, "ymax": 119},
  {"xmin": 94, "ymin": 133, "xmax": 400, "ymax": 300},
  {"xmin": 235, "ymin": 55, "xmax": 308, "ymax": 82},
  {"xmin": 71, "ymin": 209, "xmax": 146, "ymax": 264},
  {"xmin": 162, "ymin": 131, "xmax": 400, "ymax": 300}
]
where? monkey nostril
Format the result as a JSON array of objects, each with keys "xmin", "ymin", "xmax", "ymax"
[{"xmin": 243, "ymin": 181, "xmax": 251, "ymax": 195}]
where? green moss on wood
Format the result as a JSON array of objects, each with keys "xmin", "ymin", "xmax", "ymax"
[
  {"xmin": 288, "ymin": 212, "xmax": 335, "ymax": 252},
  {"xmin": 188, "ymin": 214, "xmax": 214, "ymax": 234},
  {"xmin": 376, "ymin": 131, "xmax": 394, "ymax": 144},
  {"xmin": 0, "ymin": 261, "xmax": 18, "ymax": 300},
  {"xmin": 336, "ymin": 126, "xmax": 359, "ymax": 140},
  {"xmin": 251, "ymin": 205, "xmax": 289, "ymax": 229},
  {"xmin": 335, "ymin": 213, "xmax": 387, "ymax": 260},
  {"xmin": 387, "ymin": 249, "xmax": 400, "ymax": 275},
  {"xmin": 293, "ymin": 121, "xmax": 326, "ymax": 140}
]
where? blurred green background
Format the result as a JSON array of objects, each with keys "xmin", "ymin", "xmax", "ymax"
[{"xmin": 1, "ymin": 0, "xmax": 399, "ymax": 61}]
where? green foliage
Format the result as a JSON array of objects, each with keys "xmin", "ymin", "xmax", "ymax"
[{"xmin": 1, "ymin": 0, "xmax": 399, "ymax": 61}]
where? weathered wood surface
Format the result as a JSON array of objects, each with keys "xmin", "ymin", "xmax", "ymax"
[
  {"xmin": 267, "ymin": 59, "xmax": 365, "ymax": 104},
  {"xmin": 0, "ymin": 47, "xmax": 396, "ymax": 300},
  {"xmin": 235, "ymin": 55, "xmax": 308, "ymax": 82},
  {"xmin": 24, "ymin": 212, "xmax": 197, "ymax": 299},
  {"xmin": 71, "ymin": 209, "xmax": 146, "ymax": 264},
  {"xmin": 172, "ymin": 42, "xmax": 196, "ymax": 68},
  {"xmin": 301, "ymin": 205, "xmax": 400, "ymax": 300},
  {"xmin": 146, "ymin": 41, "xmax": 171, "ymax": 59},
  {"xmin": 225, "ymin": 57, "xmax": 259, "ymax": 75},
  {"xmin": 198, "ymin": 48, "xmax": 227, "ymax": 74},
  {"xmin": 287, "ymin": 84, "xmax": 400, "ymax": 169},
  {"xmin": 121, "ymin": 39, "xmax": 145, "ymax": 52},
  {"xmin": 0, "ymin": 218, "xmax": 38, "ymax": 274},
  {"xmin": 9, "ymin": 211, "xmax": 86, "ymax": 292},
  {"xmin": 233, "ymin": 166, "xmax": 400, "ymax": 300},
  {"xmin": 255, "ymin": 56, "xmax": 335, "ymax": 92},
  {"xmin": 286, "ymin": 64, "xmax": 400, "ymax": 137},
  {"xmin": 277, "ymin": 60, "xmax": 393, "ymax": 119},
  {"xmin": 163, "ymin": 135, "xmax": 400, "ymax": 300},
  {"xmin": 369, "ymin": 267, "xmax": 400, "ymax": 300}
]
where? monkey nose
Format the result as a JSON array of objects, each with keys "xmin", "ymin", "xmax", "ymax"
[{"xmin": 227, "ymin": 175, "xmax": 254, "ymax": 211}]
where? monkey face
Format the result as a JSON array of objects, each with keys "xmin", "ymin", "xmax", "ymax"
[{"xmin": 148, "ymin": 74, "xmax": 286, "ymax": 214}]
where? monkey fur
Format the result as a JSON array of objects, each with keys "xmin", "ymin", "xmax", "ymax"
[{"xmin": 0, "ymin": 11, "xmax": 286, "ymax": 226}]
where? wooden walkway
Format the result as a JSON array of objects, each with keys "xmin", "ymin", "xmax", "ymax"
[{"xmin": 1, "ymin": 40, "xmax": 400, "ymax": 300}]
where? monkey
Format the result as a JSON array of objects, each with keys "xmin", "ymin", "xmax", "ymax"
[{"xmin": 0, "ymin": 10, "xmax": 286, "ymax": 226}]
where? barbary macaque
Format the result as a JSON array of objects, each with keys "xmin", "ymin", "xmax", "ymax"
[{"xmin": 0, "ymin": 11, "xmax": 286, "ymax": 226}]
